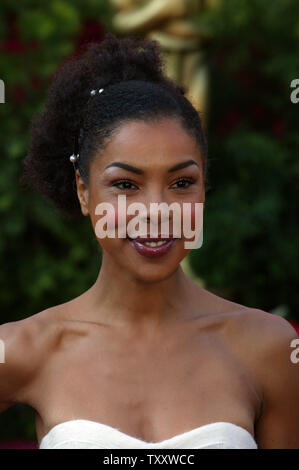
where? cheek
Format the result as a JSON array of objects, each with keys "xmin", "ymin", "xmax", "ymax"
[
  {"xmin": 190, "ymin": 202, "xmax": 204, "ymax": 235},
  {"xmin": 92, "ymin": 201, "xmax": 119, "ymax": 240},
  {"xmin": 190, "ymin": 203, "xmax": 197, "ymax": 230},
  {"xmin": 96, "ymin": 203, "xmax": 130, "ymax": 239},
  {"xmin": 114, "ymin": 203, "xmax": 129, "ymax": 236},
  {"xmin": 93, "ymin": 200, "xmax": 204, "ymax": 239},
  {"xmin": 106, "ymin": 206, "xmax": 118, "ymax": 231},
  {"xmin": 181, "ymin": 201, "xmax": 204, "ymax": 234}
]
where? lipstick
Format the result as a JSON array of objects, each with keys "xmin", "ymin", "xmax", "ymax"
[{"xmin": 127, "ymin": 236, "xmax": 177, "ymax": 258}]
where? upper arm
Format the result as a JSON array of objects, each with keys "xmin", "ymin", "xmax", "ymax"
[
  {"xmin": 254, "ymin": 312, "xmax": 299, "ymax": 449},
  {"xmin": 0, "ymin": 317, "xmax": 44, "ymax": 409}
]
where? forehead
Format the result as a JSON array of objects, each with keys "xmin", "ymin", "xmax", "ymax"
[{"xmin": 96, "ymin": 117, "xmax": 201, "ymax": 167}]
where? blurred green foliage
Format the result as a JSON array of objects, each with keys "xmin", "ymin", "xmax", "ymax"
[
  {"xmin": 0, "ymin": 0, "xmax": 112, "ymax": 443},
  {"xmin": 188, "ymin": 0, "xmax": 298, "ymax": 318},
  {"xmin": 0, "ymin": 0, "xmax": 113, "ymax": 327},
  {"xmin": 0, "ymin": 0, "xmax": 298, "ymax": 444}
]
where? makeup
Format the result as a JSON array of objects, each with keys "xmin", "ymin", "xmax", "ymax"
[{"xmin": 127, "ymin": 236, "xmax": 177, "ymax": 258}]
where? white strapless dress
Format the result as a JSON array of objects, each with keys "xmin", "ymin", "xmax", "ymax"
[{"xmin": 38, "ymin": 420, "xmax": 258, "ymax": 449}]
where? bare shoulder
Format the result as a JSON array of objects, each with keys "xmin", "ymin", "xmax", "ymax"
[
  {"xmin": 222, "ymin": 305, "xmax": 298, "ymax": 346},
  {"xmin": 228, "ymin": 308, "xmax": 299, "ymax": 448},
  {"xmin": 221, "ymin": 306, "xmax": 299, "ymax": 382},
  {"xmin": 0, "ymin": 307, "xmax": 64, "ymax": 408}
]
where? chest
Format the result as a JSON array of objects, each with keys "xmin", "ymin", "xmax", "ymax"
[{"xmin": 33, "ymin": 326, "xmax": 259, "ymax": 443}]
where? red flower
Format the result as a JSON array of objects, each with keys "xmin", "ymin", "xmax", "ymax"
[
  {"xmin": 288, "ymin": 319, "xmax": 299, "ymax": 336},
  {"xmin": 0, "ymin": 440, "xmax": 38, "ymax": 449},
  {"xmin": 12, "ymin": 84, "xmax": 26, "ymax": 105},
  {"xmin": 250, "ymin": 104, "xmax": 267, "ymax": 121},
  {"xmin": 73, "ymin": 20, "xmax": 105, "ymax": 58},
  {"xmin": 218, "ymin": 107, "xmax": 242, "ymax": 137},
  {"xmin": 2, "ymin": 38, "xmax": 25, "ymax": 54},
  {"xmin": 235, "ymin": 68, "xmax": 257, "ymax": 90},
  {"xmin": 272, "ymin": 118, "xmax": 285, "ymax": 139},
  {"xmin": 31, "ymin": 74, "xmax": 42, "ymax": 90}
]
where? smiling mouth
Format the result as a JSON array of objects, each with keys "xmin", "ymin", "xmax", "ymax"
[
  {"xmin": 127, "ymin": 236, "xmax": 178, "ymax": 243},
  {"xmin": 126, "ymin": 235, "xmax": 178, "ymax": 239},
  {"xmin": 126, "ymin": 235, "xmax": 178, "ymax": 257},
  {"xmin": 126, "ymin": 236, "xmax": 179, "ymax": 247}
]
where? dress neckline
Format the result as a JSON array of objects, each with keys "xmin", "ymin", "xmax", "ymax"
[{"xmin": 39, "ymin": 419, "xmax": 257, "ymax": 447}]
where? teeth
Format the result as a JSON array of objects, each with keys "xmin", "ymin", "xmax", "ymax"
[{"xmin": 143, "ymin": 240, "xmax": 169, "ymax": 247}]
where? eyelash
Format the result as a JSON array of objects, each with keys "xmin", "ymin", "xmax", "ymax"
[{"xmin": 111, "ymin": 178, "xmax": 196, "ymax": 190}]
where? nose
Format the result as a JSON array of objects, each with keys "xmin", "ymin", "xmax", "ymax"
[{"xmin": 136, "ymin": 190, "xmax": 179, "ymax": 236}]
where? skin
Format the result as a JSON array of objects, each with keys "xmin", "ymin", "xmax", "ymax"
[{"xmin": 0, "ymin": 117, "xmax": 299, "ymax": 448}]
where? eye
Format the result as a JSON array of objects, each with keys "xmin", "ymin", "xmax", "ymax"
[
  {"xmin": 170, "ymin": 177, "xmax": 195, "ymax": 189},
  {"xmin": 112, "ymin": 179, "xmax": 139, "ymax": 190}
]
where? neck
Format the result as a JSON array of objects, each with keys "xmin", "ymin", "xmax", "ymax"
[{"xmin": 86, "ymin": 253, "xmax": 201, "ymax": 334}]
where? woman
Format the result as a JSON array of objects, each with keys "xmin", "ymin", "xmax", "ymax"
[{"xmin": 1, "ymin": 33, "xmax": 298, "ymax": 449}]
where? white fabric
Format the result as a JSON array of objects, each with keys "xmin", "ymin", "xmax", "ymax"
[{"xmin": 39, "ymin": 419, "xmax": 258, "ymax": 449}]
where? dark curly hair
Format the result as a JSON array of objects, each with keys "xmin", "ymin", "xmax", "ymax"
[{"xmin": 20, "ymin": 32, "xmax": 208, "ymax": 219}]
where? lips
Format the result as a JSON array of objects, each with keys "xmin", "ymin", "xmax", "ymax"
[
  {"xmin": 127, "ymin": 235, "xmax": 177, "ymax": 241},
  {"xmin": 128, "ymin": 238, "xmax": 174, "ymax": 242},
  {"xmin": 127, "ymin": 236, "xmax": 178, "ymax": 258}
]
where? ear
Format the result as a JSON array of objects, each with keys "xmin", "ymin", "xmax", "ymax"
[{"xmin": 75, "ymin": 170, "xmax": 89, "ymax": 216}]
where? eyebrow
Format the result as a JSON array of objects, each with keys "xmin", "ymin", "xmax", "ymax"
[{"xmin": 104, "ymin": 159, "xmax": 199, "ymax": 174}]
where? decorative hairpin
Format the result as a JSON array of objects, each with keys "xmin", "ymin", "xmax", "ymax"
[
  {"xmin": 90, "ymin": 88, "xmax": 104, "ymax": 95},
  {"xmin": 69, "ymin": 88, "xmax": 104, "ymax": 167},
  {"xmin": 69, "ymin": 153, "xmax": 79, "ymax": 163}
]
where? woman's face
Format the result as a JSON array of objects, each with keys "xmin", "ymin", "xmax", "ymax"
[{"xmin": 76, "ymin": 117, "xmax": 205, "ymax": 282}]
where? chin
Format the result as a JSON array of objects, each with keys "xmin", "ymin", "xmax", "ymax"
[
  {"xmin": 100, "ymin": 238, "xmax": 185, "ymax": 282},
  {"xmin": 123, "ymin": 255, "xmax": 183, "ymax": 283}
]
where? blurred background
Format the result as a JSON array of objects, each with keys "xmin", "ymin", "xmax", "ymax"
[{"xmin": 0, "ymin": 0, "xmax": 298, "ymax": 448}]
